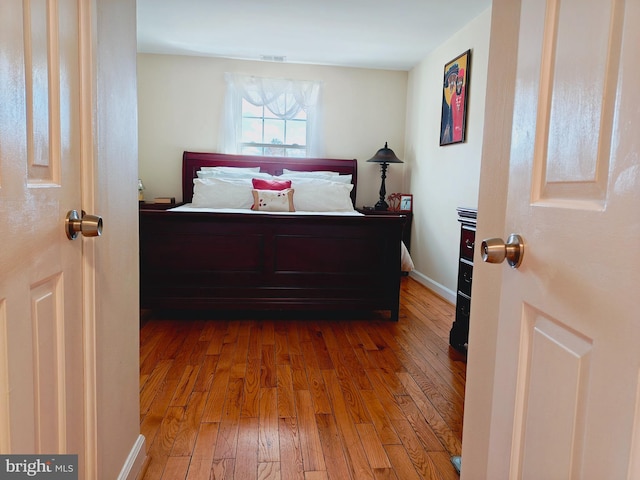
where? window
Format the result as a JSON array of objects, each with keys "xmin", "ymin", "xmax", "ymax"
[
  {"xmin": 222, "ymin": 74, "xmax": 323, "ymax": 157},
  {"xmin": 240, "ymin": 98, "xmax": 307, "ymax": 157}
]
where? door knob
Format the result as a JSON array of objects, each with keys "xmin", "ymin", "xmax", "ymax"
[
  {"xmin": 481, "ymin": 234, "xmax": 524, "ymax": 268},
  {"xmin": 65, "ymin": 210, "xmax": 103, "ymax": 240}
]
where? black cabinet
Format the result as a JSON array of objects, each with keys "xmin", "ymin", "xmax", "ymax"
[{"xmin": 449, "ymin": 207, "xmax": 477, "ymax": 353}]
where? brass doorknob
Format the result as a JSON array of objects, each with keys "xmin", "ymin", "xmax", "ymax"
[
  {"xmin": 481, "ymin": 234, "xmax": 524, "ymax": 268},
  {"xmin": 66, "ymin": 210, "xmax": 103, "ymax": 240}
]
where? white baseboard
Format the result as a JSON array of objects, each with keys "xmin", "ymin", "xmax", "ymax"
[
  {"xmin": 118, "ymin": 434, "xmax": 147, "ymax": 480},
  {"xmin": 409, "ymin": 270, "xmax": 456, "ymax": 304}
]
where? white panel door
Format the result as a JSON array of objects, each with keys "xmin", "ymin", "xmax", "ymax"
[
  {"xmin": 465, "ymin": 0, "xmax": 640, "ymax": 479},
  {"xmin": 0, "ymin": 0, "xmax": 86, "ymax": 468}
]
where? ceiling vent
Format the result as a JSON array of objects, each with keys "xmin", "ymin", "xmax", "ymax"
[{"xmin": 260, "ymin": 55, "xmax": 286, "ymax": 62}]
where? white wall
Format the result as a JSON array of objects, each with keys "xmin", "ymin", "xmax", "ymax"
[
  {"xmin": 137, "ymin": 55, "xmax": 407, "ymax": 207},
  {"xmin": 404, "ymin": 8, "xmax": 492, "ymax": 300}
]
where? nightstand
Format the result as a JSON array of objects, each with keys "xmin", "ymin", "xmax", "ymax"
[{"xmin": 357, "ymin": 208, "xmax": 413, "ymax": 252}]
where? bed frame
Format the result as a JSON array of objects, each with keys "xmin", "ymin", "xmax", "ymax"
[{"xmin": 139, "ymin": 151, "xmax": 406, "ymax": 320}]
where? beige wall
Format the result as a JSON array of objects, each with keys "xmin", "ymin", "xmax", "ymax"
[
  {"xmin": 137, "ymin": 55, "xmax": 407, "ymax": 207},
  {"xmin": 404, "ymin": 8, "xmax": 492, "ymax": 300},
  {"xmin": 136, "ymin": 6, "xmax": 491, "ymax": 302}
]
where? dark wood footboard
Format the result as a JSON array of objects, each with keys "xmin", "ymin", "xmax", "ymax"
[{"xmin": 139, "ymin": 210, "xmax": 406, "ymax": 320}]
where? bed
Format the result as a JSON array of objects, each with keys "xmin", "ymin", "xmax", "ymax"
[{"xmin": 139, "ymin": 151, "xmax": 409, "ymax": 320}]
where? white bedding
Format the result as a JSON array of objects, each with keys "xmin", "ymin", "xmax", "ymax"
[
  {"xmin": 400, "ymin": 242, "xmax": 414, "ymax": 272},
  {"xmin": 169, "ymin": 204, "xmax": 364, "ymax": 216},
  {"xmin": 168, "ymin": 204, "xmax": 414, "ymax": 271}
]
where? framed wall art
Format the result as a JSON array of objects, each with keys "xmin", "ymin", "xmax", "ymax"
[{"xmin": 440, "ymin": 49, "xmax": 470, "ymax": 146}]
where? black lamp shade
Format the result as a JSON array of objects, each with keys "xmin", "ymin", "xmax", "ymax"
[
  {"xmin": 366, "ymin": 142, "xmax": 403, "ymax": 164},
  {"xmin": 366, "ymin": 142, "xmax": 403, "ymax": 211}
]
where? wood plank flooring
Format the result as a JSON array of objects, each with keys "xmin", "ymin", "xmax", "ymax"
[{"xmin": 139, "ymin": 276, "xmax": 466, "ymax": 480}]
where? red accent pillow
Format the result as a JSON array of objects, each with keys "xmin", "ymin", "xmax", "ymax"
[{"xmin": 251, "ymin": 178, "xmax": 292, "ymax": 191}]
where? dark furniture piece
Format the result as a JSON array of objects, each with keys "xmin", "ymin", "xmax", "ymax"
[
  {"xmin": 357, "ymin": 208, "xmax": 413, "ymax": 252},
  {"xmin": 139, "ymin": 201, "xmax": 177, "ymax": 210},
  {"xmin": 139, "ymin": 151, "xmax": 407, "ymax": 320},
  {"xmin": 449, "ymin": 207, "xmax": 477, "ymax": 352}
]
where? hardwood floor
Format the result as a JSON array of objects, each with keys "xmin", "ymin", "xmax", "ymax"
[{"xmin": 139, "ymin": 276, "xmax": 466, "ymax": 480}]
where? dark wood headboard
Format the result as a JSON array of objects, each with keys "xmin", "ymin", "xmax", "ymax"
[{"xmin": 182, "ymin": 151, "xmax": 358, "ymax": 205}]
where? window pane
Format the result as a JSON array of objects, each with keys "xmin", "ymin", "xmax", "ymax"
[
  {"xmin": 263, "ymin": 106, "xmax": 278, "ymax": 119},
  {"xmin": 264, "ymin": 119, "xmax": 285, "ymax": 144},
  {"xmin": 242, "ymin": 99, "xmax": 262, "ymax": 118},
  {"xmin": 286, "ymin": 120, "xmax": 306, "ymax": 146},
  {"xmin": 242, "ymin": 118, "xmax": 263, "ymax": 143},
  {"xmin": 265, "ymin": 146, "xmax": 285, "ymax": 156},
  {"xmin": 241, "ymin": 145, "xmax": 263, "ymax": 156},
  {"xmin": 286, "ymin": 148, "xmax": 307, "ymax": 158}
]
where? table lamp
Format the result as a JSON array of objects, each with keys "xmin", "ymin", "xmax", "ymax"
[{"xmin": 366, "ymin": 142, "xmax": 403, "ymax": 211}]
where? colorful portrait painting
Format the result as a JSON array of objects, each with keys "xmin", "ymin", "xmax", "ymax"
[{"xmin": 440, "ymin": 50, "xmax": 470, "ymax": 146}]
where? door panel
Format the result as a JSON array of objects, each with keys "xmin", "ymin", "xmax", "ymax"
[
  {"xmin": 32, "ymin": 275, "xmax": 66, "ymax": 453},
  {"xmin": 1, "ymin": 1, "xmax": 141, "ymax": 477},
  {"xmin": 463, "ymin": 0, "xmax": 640, "ymax": 478},
  {"xmin": 0, "ymin": 0, "xmax": 84, "ymax": 462},
  {"xmin": 503, "ymin": 0, "xmax": 638, "ymax": 477},
  {"xmin": 536, "ymin": 0, "xmax": 619, "ymax": 205},
  {"xmin": 514, "ymin": 309, "xmax": 592, "ymax": 480}
]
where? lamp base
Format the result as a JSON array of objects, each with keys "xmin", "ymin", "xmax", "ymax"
[
  {"xmin": 374, "ymin": 199, "xmax": 388, "ymax": 211},
  {"xmin": 373, "ymin": 161, "xmax": 390, "ymax": 212}
]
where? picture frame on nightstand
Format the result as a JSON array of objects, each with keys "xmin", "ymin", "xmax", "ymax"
[
  {"xmin": 399, "ymin": 194, "xmax": 413, "ymax": 213},
  {"xmin": 387, "ymin": 192, "xmax": 413, "ymax": 212}
]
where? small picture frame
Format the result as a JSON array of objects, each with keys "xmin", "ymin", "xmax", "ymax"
[
  {"xmin": 387, "ymin": 193, "xmax": 402, "ymax": 211},
  {"xmin": 399, "ymin": 194, "xmax": 413, "ymax": 213}
]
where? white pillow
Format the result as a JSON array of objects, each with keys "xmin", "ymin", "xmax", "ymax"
[
  {"xmin": 197, "ymin": 170, "xmax": 274, "ymax": 180},
  {"xmin": 282, "ymin": 168, "xmax": 339, "ymax": 177},
  {"xmin": 289, "ymin": 178, "xmax": 355, "ymax": 212},
  {"xmin": 191, "ymin": 177, "xmax": 253, "ymax": 208},
  {"xmin": 281, "ymin": 172, "xmax": 352, "ymax": 184},
  {"xmin": 331, "ymin": 174, "xmax": 352, "ymax": 184},
  {"xmin": 200, "ymin": 166, "xmax": 260, "ymax": 173}
]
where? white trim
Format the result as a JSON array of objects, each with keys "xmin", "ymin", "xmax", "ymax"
[
  {"xmin": 408, "ymin": 270, "xmax": 456, "ymax": 304},
  {"xmin": 117, "ymin": 434, "xmax": 147, "ymax": 480},
  {"xmin": 78, "ymin": 0, "xmax": 99, "ymax": 476}
]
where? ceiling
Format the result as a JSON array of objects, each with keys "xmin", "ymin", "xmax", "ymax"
[{"xmin": 137, "ymin": 0, "xmax": 492, "ymax": 71}]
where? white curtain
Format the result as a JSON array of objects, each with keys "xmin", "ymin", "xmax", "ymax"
[{"xmin": 221, "ymin": 73, "xmax": 324, "ymax": 157}]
